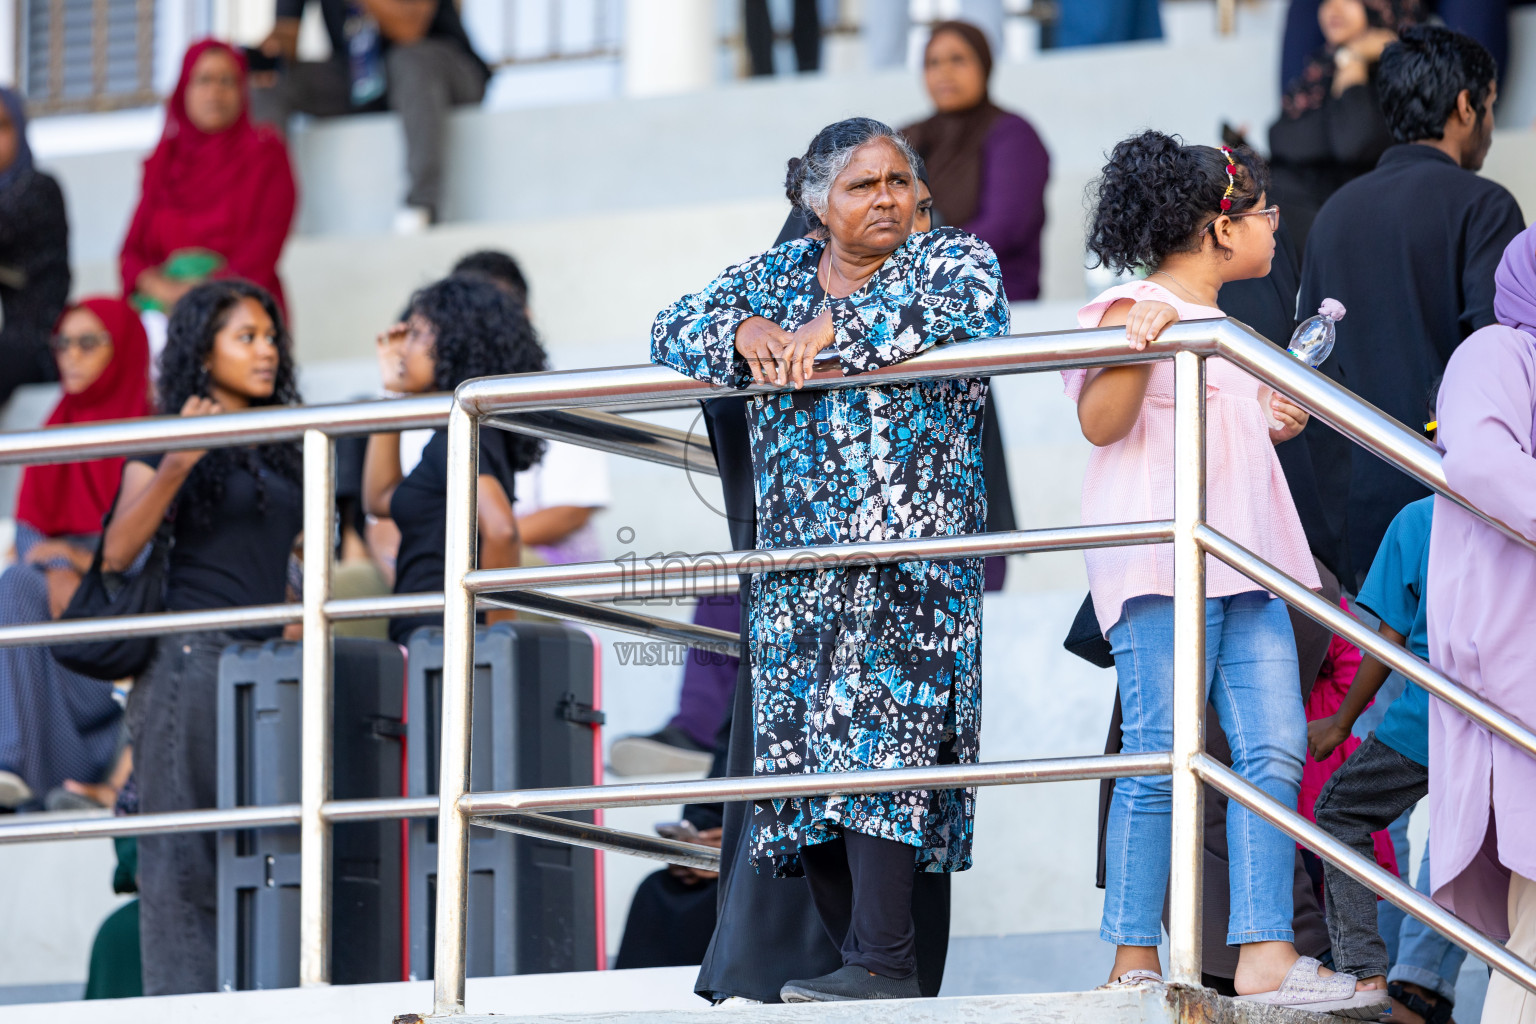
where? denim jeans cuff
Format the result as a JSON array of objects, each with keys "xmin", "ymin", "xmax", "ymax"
[
  {"xmin": 1225, "ymin": 928, "xmax": 1295, "ymax": 945},
  {"xmin": 1100, "ymin": 927, "xmax": 1162, "ymax": 947},
  {"xmin": 1387, "ymin": 964, "xmax": 1457, "ymax": 1005}
]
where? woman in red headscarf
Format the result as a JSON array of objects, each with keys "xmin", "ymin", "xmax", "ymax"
[
  {"xmin": 0, "ymin": 298, "xmax": 152, "ymax": 812},
  {"xmin": 119, "ymin": 40, "xmax": 297, "ymax": 318}
]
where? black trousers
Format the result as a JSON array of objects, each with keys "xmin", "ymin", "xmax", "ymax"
[
  {"xmin": 800, "ymin": 831, "xmax": 918, "ymax": 979},
  {"xmin": 744, "ymin": 0, "xmax": 820, "ymax": 76}
]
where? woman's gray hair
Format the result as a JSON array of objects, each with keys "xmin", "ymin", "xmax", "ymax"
[{"xmin": 785, "ymin": 117, "xmax": 920, "ymax": 221}]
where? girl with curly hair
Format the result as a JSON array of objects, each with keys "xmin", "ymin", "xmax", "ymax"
[
  {"xmin": 101, "ymin": 278, "xmax": 302, "ymax": 995},
  {"xmin": 1068, "ymin": 131, "xmax": 1383, "ymax": 1017},
  {"xmin": 363, "ymin": 274, "xmax": 546, "ymax": 644}
]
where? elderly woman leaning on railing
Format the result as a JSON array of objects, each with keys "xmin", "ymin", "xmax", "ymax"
[{"xmin": 649, "ymin": 116, "xmax": 1007, "ymax": 1004}]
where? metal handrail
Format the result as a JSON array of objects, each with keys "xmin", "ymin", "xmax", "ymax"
[
  {"xmin": 1, "ymin": 317, "xmax": 1532, "ymax": 1011},
  {"xmin": 425, "ymin": 317, "xmax": 1536, "ymax": 1015}
]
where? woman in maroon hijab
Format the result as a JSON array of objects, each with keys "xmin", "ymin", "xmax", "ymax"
[
  {"xmin": 902, "ymin": 20, "xmax": 1050, "ymax": 301},
  {"xmin": 0, "ymin": 297, "xmax": 152, "ymax": 811},
  {"xmin": 120, "ymin": 40, "xmax": 297, "ymax": 316}
]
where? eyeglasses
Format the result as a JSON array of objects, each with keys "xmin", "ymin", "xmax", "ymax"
[
  {"xmin": 1202, "ymin": 205, "xmax": 1281, "ymax": 238},
  {"xmin": 50, "ymin": 332, "xmax": 110, "ymax": 354},
  {"xmin": 1230, "ymin": 205, "xmax": 1281, "ymax": 231}
]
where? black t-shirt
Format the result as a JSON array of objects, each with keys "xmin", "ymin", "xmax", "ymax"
[
  {"xmin": 133, "ymin": 452, "xmax": 303, "ymax": 638},
  {"xmin": 389, "ymin": 428, "xmax": 519, "ymax": 645}
]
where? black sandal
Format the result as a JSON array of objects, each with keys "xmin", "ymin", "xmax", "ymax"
[{"xmin": 1387, "ymin": 981, "xmax": 1454, "ymax": 1024}]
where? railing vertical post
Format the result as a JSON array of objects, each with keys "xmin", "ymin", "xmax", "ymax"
[
  {"xmin": 1168, "ymin": 350, "xmax": 1208, "ymax": 986},
  {"xmin": 432, "ymin": 401, "xmax": 480, "ymax": 1016},
  {"xmin": 299, "ymin": 429, "xmax": 336, "ymax": 986}
]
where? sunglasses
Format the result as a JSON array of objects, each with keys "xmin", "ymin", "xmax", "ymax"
[{"xmin": 50, "ymin": 332, "xmax": 111, "ymax": 354}]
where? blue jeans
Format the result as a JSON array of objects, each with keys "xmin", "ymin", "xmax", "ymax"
[
  {"xmin": 1391, "ymin": 832, "xmax": 1469, "ymax": 1004},
  {"xmin": 1103, "ymin": 593, "xmax": 1306, "ymax": 947}
]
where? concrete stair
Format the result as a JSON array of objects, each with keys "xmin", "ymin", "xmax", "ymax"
[{"xmin": 407, "ymin": 985, "xmax": 1382, "ymax": 1024}]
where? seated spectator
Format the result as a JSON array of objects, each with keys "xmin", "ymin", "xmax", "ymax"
[
  {"xmin": 0, "ymin": 87, "xmax": 70, "ymax": 407},
  {"xmin": 363, "ymin": 276, "xmax": 546, "ymax": 644},
  {"xmin": 902, "ymin": 20, "xmax": 1049, "ymax": 301},
  {"xmin": 1427, "ymin": 224, "xmax": 1536, "ymax": 1024},
  {"xmin": 0, "ymin": 299, "xmax": 152, "ymax": 810},
  {"xmin": 120, "ymin": 41, "xmax": 297, "ymax": 342},
  {"xmin": 252, "ymin": 0, "xmax": 491, "ymax": 233},
  {"xmin": 1269, "ymin": 0, "xmax": 1418, "ymax": 250},
  {"xmin": 99, "ymin": 280, "xmax": 303, "ymax": 995}
]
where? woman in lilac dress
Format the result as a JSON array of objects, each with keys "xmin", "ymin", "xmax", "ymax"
[
  {"xmin": 902, "ymin": 20, "xmax": 1050, "ymax": 301},
  {"xmin": 1428, "ymin": 224, "xmax": 1536, "ymax": 1023}
]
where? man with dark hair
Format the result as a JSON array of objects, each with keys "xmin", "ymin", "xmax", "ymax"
[
  {"xmin": 451, "ymin": 249, "xmax": 528, "ymax": 307},
  {"xmin": 1298, "ymin": 24, "xmax": 1523, "ymax": 586}
]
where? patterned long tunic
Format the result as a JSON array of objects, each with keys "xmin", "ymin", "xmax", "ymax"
[{"xmin": 652, "ymin": 226, "xmax": 1009, "ymax": 874}]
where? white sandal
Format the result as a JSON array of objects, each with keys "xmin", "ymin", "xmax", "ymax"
[
  {"xmin": 1236, "ymin": 956, "xmax": 1391, "ymax": 1019},
  {"xmin": 1097, "ymin": 968, "xmax": 1164, "ymax": 990}
]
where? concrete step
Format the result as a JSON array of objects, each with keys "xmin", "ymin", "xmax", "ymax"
[{"xmin": 417, "ymin": 984, "xmax": 1382, "ymax": 1024}]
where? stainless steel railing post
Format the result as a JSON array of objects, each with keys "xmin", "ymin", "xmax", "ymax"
[
  {"xmin": 432, "ymin": 402, "xmax": 480, "ymax": 1016},
  {"xmin": 299, "ymin": 429, "xmax": 336, "ymax": 987},
  {"xmin": 1168, "ymin": 349, "xmax": 1208, "ymax": 985}
]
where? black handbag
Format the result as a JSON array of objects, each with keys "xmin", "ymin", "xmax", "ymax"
[
  {"xmin": 1063, "ymin": 591, "xmax": 1115, "ymax": 669},
  {"xmin": 52, "ymin": 510, "xmax": 174, "ymax": 681}
]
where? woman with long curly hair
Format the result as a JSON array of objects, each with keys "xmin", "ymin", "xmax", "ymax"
[
  {"xmin": 101, "ymin": 278, "xmax": 302, "ymax": 995},
  {"xmin": 364, "ymin": 274, "xmax": 546, "ymax": 644}
]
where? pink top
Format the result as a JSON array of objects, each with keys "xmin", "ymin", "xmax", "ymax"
[{"xmin": 1064, "ymin": 280, "xmax": 1320, "ymax": 633}]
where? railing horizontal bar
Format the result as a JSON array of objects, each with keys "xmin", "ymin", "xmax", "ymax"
[
  {"xmin": 474, "ymin": 812, "xmax": 722, "ymax": 871},
  {"xmin": 0, "ymin": 804, "xmax": 302, "ymax": 844},
  {"xmin": 1213, "ymin": 322, "xmax": 1536, "ymax": 555},
  {"xmin": 454, "ymin": 324, "xmax": 1224, "ymax": 415},
  {"xmin": 464, "ymin": 522, "xmax": 1175, "ymax": 595},
  {"xmin": 461, "ymin": 752, "xmax": 1172, "ymax": 815},
  {"xmin": 0, "ymin": 602, "xmax": 301, "ymax": 648},
  {"xmin": 0, "ymin": 395, "xmax": 453, "ymax": 466},
  {"xmin": 484, "ymin": 409, "xmax": 718, "ymax": 477},
  {"xmin": 480, "ymin": 591, "xmax": 740, "ymax": 652},
  {"xmin": 0, "ymin": 578, "xmax": 751, "ymax": 650},
  {"xmin": 1196, "ymin": 524, "xmax": 1536, "ymax": 760},
  {"xmin": 1195, "ymin": 754, "xmax": 1536, "ymax": 996},
  {"xmin": 321, "ymin": 795, "xmax": 439, "ymax": 823}
]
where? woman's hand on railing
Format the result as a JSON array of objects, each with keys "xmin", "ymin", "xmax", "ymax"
[
  {"xmin": 786, "ymin": 311, "xmax": 836, "ymax": 388},
  {"xmin": 1267, "ymin": 394, "xmax": 1309, "ymax": 445},
  {"xmin": 734, "ymin": 316, "xmax": 793, "ymax": 387}
]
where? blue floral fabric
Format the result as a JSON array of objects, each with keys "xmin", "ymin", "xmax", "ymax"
[{"xmin": 651, "ymin": 226, "xmax": 1009, "ymax": 874}]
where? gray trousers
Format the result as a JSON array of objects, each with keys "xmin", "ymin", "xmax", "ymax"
[
  {"xmin": 249, "ymin": 38, "xmax": 487, "ymax": 215},
  {"xmin": 1313, "ymin": 733, "xmax": 1428, "ymax": 982},
  {"xmin": 127, "ymin": 631, "xmax": 237, "ymax": 995}
]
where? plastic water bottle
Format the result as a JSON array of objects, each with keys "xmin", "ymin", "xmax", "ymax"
[
  {"xmin": 1288, "ymin": 298, "xmax": 1346, "ymax": 367},
  {"xmin": 1259, "ymin": 299, "xmax": 1345, "ymax": 430}
]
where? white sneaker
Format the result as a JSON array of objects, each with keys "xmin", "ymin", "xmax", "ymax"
[
  {"xmin": 0, "ymin": 770, "xmax": 33, "ymax": 809},
  {"xmin": 710, "ymin": 996, "xmax": 763, "ymax": 1008},
  {"xmin": 392, "ymin": 206, "xmax": 432, "ymax": 236}
]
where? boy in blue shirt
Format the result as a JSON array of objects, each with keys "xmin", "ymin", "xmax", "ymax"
[{"xmin": 1310, "ymin": 495, "xmax": 1466, "ymax": 1023}]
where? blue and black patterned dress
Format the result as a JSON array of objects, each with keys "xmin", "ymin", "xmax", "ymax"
[{"xmin": 651, "ymin": 226, "xmax": 1009, "ymax": 875}]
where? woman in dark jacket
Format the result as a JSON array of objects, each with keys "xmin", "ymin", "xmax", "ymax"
[
  {"xmin": 0, "ymin": 87, "xmax": 70, "ymax": 406},
  {"xmin": 1268, "ymin": 0, "xmax": 1420, "ymax": 250}
]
